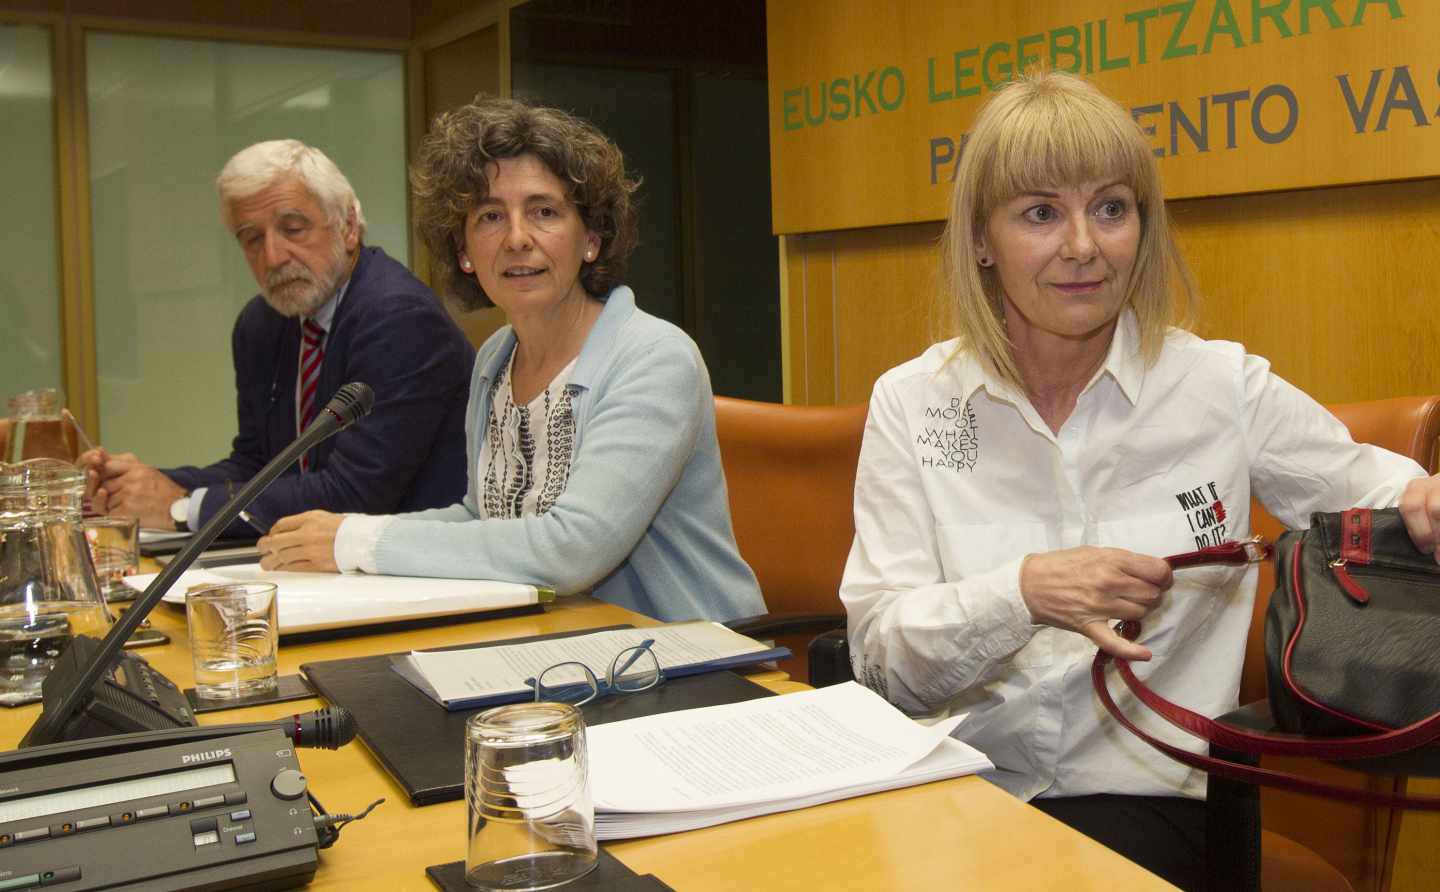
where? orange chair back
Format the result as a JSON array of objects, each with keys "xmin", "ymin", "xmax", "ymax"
[
  {"xmin": 713, "ymin": 397, "xmax": 868, "ymax": 677},
  {"xmin": 1244, "ymin": 395, "xmax": 1440, "ymax": 892}
]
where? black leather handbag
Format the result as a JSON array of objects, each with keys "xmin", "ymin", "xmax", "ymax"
[
  {"xmin": 1267, "ymin": 508, "xmax": 1440, "ymax": 740},
  {"xmin": 1094, "ymin": 507, "xmax": 1440, "ymax": 807}
]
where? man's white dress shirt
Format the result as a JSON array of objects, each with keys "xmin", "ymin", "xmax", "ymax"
[{"xmin": 841, "ymin": 312, "xmax": 1425, "ymax": 801}]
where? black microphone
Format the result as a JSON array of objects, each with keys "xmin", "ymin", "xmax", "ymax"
[
  {"xmin": 279, "ymin": 704, "xmax": 358, "ymax": 750},
  {"xmin": 123, "ymin": 705, "xmax": 359, "ymax": 751},
  {"xmin": 0, "ymin": 707, "xmax": 359, "ymax": 771},
  {"xmin": 20, "ymin": 383, "xmax": 375, "ymax": 748}
]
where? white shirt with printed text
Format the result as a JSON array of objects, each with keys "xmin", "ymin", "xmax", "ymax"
[{"xmin": 841, "ymin": 312, "xmax": 1425, "ymax": 801}]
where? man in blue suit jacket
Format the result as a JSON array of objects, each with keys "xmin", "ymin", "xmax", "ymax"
[{"xmin": 84, "ymin": 140, "xmax": 473, "ymax": 536}]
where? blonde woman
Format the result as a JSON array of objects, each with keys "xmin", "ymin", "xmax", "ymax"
[{"xmin": 840, "ymin": 71, "xmax": 1440, "ymax": 889}]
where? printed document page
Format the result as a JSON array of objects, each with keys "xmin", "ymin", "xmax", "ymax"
[
  {"xmin": 399, "ymin": 622, "xmax": 772, "ymax": 705},
  {"xmin": 587, "ymin": 682, "xmax": 987, "ymax": 814}
]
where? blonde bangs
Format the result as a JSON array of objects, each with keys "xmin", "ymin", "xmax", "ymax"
[{"xmin": 972, "ymin": 87, "xmax": 1157, "ymax": 232}]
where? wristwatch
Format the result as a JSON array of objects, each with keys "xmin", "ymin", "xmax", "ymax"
[{"xmin": 169, "ymin": 496, "xmax": 191, "ymax": 532}]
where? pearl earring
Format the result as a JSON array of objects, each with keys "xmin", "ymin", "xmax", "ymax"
[{"xmin": 460, "ymin": 259, "xmax": 473, "ymax": 272}]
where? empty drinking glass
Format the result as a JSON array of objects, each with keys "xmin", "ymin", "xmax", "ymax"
[
  {"xmin": 185, "ymin": 582, "xmax": 279, "ymax": 700},
  {"xmin": 83, "ymin": 515, "xmax": 140, "ymax": 603},
  {"xmin": 464, "ymin": 702, "xmax": 597, "ymax": 890}
]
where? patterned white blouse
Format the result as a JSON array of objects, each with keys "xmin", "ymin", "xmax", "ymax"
[{"xmin": 478, "ymin": 354, "xmax": 579, "ymax": 519}]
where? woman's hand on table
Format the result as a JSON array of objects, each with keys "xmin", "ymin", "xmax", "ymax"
[
  {"xmin": 1019, "ymin": 547, "xmax": 1174, "ymax": 662},
  {"xmin": 258, "ymin": 510, "xmax": 343, "ymax": 573}
]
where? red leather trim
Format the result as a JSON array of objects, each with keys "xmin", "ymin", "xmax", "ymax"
[
  {"xmin": 1164, "ymin": 539, "xmax": 1271, "ymax": 569},
  {"xmin": 1281, "ymin": 541, "xmax": 1389, "ymax": 732},
  {"xmin": 1091, "ymin": 654, "xmax": 1440, "ymax": 808},
  {"xmin": 1109, "ymin": 653, "xmax": 1440, "ymax": 758},
  {"xmin": 1334, "ymin": 562, "xmax": 1372, "ymax": 605},
  {"xmin": 1341, "ymin": 509, "xmax": 1373, "ymax": 565}
]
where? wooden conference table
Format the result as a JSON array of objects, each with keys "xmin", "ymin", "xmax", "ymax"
[{"xmin": 0, "ymin": 595, "xmax": 1176, "ymax": 891}]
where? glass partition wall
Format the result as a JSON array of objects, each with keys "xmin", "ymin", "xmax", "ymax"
[
  {"xmin": 0, "ymin": 24, "xmax": 62, "ymax": 402},
  {"xmin": 86, "ymin": 33, "xmax": 407, "ymax": 465}
]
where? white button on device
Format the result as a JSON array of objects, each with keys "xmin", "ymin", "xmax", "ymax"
[{"xmin": 193, "ymin": 831, "xmax": 220, "ymax": 847}]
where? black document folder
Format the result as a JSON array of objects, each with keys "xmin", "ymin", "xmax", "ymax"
[{"xmin": 301, "ymin": 625, "xmax": 776, "ymax": 806}]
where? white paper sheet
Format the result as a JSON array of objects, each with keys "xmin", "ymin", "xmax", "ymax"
[
  {"xmin": 583, "ymin": 682, "xmax": 992, "ymax": 838},
  {"xmin": 588, "ymin": 681, "xmax": 975, "ymax": 813},
  {"xmin": 122, "ymin": 563, "xmax": 544, "ymax": 633}
]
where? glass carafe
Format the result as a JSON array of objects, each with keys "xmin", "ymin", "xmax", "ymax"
[
  {"xmin": 6, "ymin": 387, "xmax": 77, "ymax": 463},
  {"xmin": 0, "ymin": 458, "xmax": 111, "ymax": 705}
]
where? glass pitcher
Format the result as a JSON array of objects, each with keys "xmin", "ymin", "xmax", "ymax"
[
  {"xmin": 0, "ymin": 458, "xmax": 111, "ymax": 705},
  {"xmin": 5, "ymin": 387, "xmax": 79, "ymax": 464}
]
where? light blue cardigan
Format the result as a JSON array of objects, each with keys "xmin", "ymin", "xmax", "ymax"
[{"xmin": 373, "ymin": 287, "xmax": 766, "ymax": 623}]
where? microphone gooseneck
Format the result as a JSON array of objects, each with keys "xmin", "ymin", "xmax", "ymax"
[{"xmin": 21, "ymin": 383, "xmax": 374, "ymax": 748}]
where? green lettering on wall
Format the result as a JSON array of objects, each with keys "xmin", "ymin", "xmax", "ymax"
[
  {"xmin": 1204, "ymin": 0, "xmax": 1245, "ymax": 50},
  {"xmin": 1017, "ymin": 33, "xmax": 1044, "ymax": 73},
  {"xmin": 1252, "ymin": 0, "xmax": 1294, "ymax": 42},
  {"xmin": 878, "ymin": 66, "xmax": 905, "ymax": 111},
  {"xmin": 1050, "ymin": 26, "xmax": 1083, "ymax": 72},
  {"xmin": 830, "ymin": 78, "xmax": 852, "ymax": 120},
  {"xmin": 982, "ymin": 41, "xmax": 1013, "ymax": 89},
  {"xmin": 1098, "ymin": 18, "xmax": 1131, "ymax": 70},
  {"xmin": 1160, "ymin": 1, "xmax": 1198, "ymax": 59},
  {"xmin": 804, "ymin": 83, "xmax": 827, "ymax": 128},
  {"xmin": 1297, "ymin": 0, "xmax": 1343, "ymax": 33},
  {"xmin": 1352, "ymin": 0, "xmax": 1404, "ymax": 26},
  {"xmin": 1124, "ymin": 8, "xmax": 1160, "ymax": 65},
  {"xmin": 782, "ymin": 88, "xmax": 803, "ymax": 131},
  {"xmin": 954, "ymin": 48, "xmax": 980, "ymax": 97},
  {"xmin": 928, "ymin": 57, "xmax": 952, "ymax": 103},
  {"xmin": 854, "ymin": 70, "xmax": 878, "ymax": 116}
]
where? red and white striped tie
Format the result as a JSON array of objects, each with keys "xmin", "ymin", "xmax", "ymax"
[{"xmin": 298, "ymin": 318, "xmax": 325, "ymax": 472}]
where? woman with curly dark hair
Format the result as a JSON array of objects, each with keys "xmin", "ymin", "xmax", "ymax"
[{"xmin": 257, "ymin": 96, "xmax": 765, "ymax": 623}]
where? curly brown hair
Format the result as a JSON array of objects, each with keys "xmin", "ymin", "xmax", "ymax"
[{"xmin": 412, "ymin": 95, "xmax": 640, "ymax": 310}]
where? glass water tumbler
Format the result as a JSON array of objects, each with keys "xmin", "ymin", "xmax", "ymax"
[{"xmin": 464, "ymin": 702, "xmax": 598, "ymax": 891}]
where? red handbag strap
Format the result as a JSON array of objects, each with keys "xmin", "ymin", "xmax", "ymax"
[
  {"xmin": 1163, "ymin": 536, "xmax": 1273, "ymax": 569},
  {"xmin": 1106, "ymin": 621, "xmax": 1440, "ymax": 759},
  {"xmin": 1090, "ymin": 651, "xmax": 1440, "ymax": 809}
]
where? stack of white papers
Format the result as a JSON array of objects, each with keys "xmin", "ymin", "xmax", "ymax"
[
  {"xmin": 123, "ymin": 563, "xmax": 550, "ymax": 634},
  {"xmin": 586, "ymin": 682, "xmax": 992, "ymax": 839},
  {"xmin": 394, "ymin": 622, "xmax": 788, "ymax": 710}
]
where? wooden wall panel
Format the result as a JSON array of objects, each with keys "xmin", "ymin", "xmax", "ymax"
[
  {"xmin": 787, "ymin": 178, "xmax": 1440, "ymax": 408},
  {"xmin": 830, "ymin": 223, "xmax": 942, "ymax": 405},
  {"xmin": 1175, "ymin": 178, "xmax": 1440, "ymax": 403},
  {"xmin": 784, "ymin": 233, "xmax": 838, "ymax": 406}
]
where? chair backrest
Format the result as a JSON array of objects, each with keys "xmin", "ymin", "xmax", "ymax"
[
  {"xmin": 1243, "ymin": 394, "xmax": 1440, "ymax": 892},
  {"xmin": 712, "ymin": 397, "xmax": 868, "ymax": 616}
]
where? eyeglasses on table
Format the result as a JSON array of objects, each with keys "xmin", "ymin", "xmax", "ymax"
[{"xmin": 527, "ymin": 638, "xmax": 665, "ymax": 707}]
